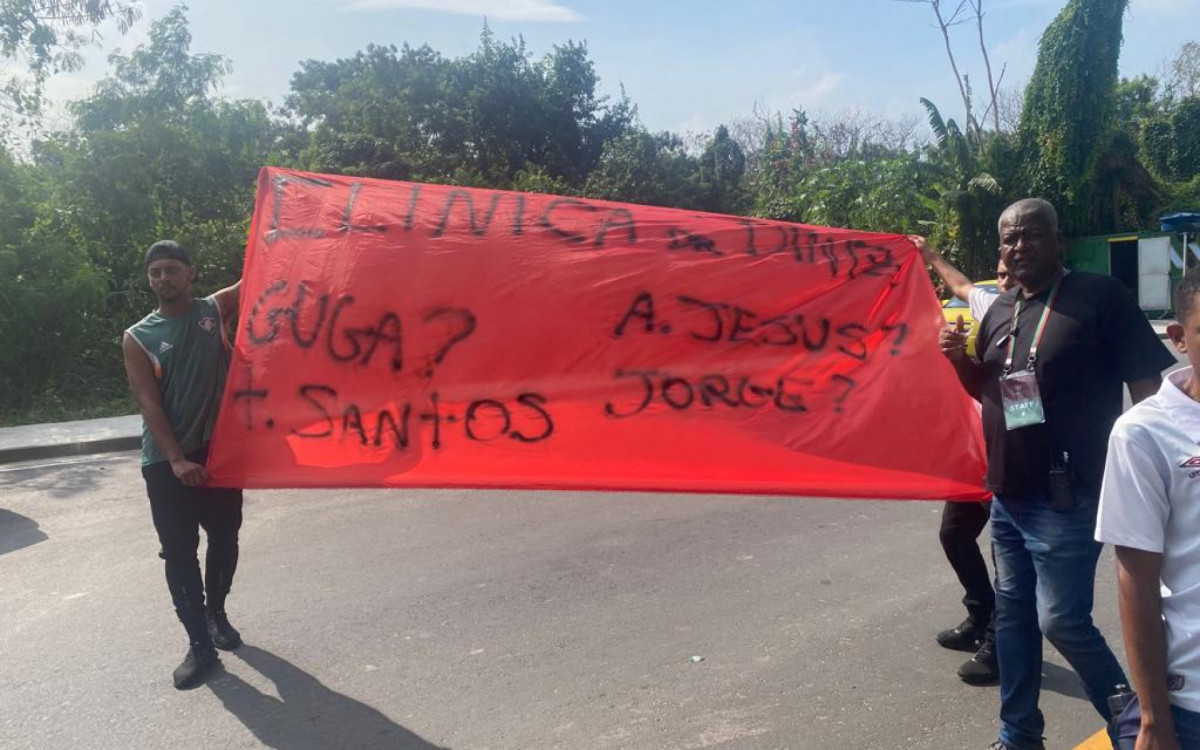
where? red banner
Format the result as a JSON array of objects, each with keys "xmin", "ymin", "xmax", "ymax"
[{"xmin": 206, "ymin": 167, "xmax": 987, "ymax": 499}]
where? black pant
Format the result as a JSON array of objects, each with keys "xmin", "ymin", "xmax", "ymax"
[
  {"xmin": 939, "ymin": 500, "xmax": 995, "ymax": 638},
  {"xmin": 142, "ymin": 445, "xmax": 243, "ymax": 648}
]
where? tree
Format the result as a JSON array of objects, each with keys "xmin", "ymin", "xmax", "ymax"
[
  {"xmin": 791, "ymin": 152, "xmax": 933, "ymax": 234},
  {"xmin": 1115, "ymin": 75, "xmax": 1161, "ymax": 128},
  {"xmin": 1166, "ymin": 41, "xmax": 1200, "ymax": 101},
  {"xmin": 920, "ymin": 98, "xmax": 1008, "ymax": 276},
  {"xmin": 1112, "ymin": 44, "xmax": 1200, "ymax": 219},
  {"xmin": 1134, "ymin": 43, "xmax": 1200, "ymax": 188},
  {"xmin": 898, "ymin": 0, "xmax": 1006, "ymax": 142},
  {"xmin": 287, "ymin": 42, "xmax": 453, "ymax": 180},
  {"xmin": 1017, "ymin": 0, "xmax": 1129, "ymax": 233},
  {"xmin": 0, "ymin": 141, "xmax": 110, "ymax": 420},
  {"xmin": 0, "ymin": 0, "xmax": 139, "ymax": 122},
  {"xmin": 286, "ymin": 28, "xmax": 634, "ymax": 189},
  {"xmin": 696, "ymin": 125, "xmax": 746, "ymax": 213},
  {"xmin": 47, "ymin": 7, "xmax": 278, "ymax": 302},
  {"xmin": 1169, "ymin": 97, "xmax": 1200, "ymax": 183},
  {"xmin": 1092, "ymin": 130, "xmax": 1162, "ymax": 231},
  {"xmin": 0, "ymin": 7, "xmax": 282, "ymax": 420},
  {"xmin": 733, "ymin": 106, "xmax": 925, "ymax": 222},
  {"xmin": 583, "ymin": 129, "xmax": 701, "ymax": 208}
]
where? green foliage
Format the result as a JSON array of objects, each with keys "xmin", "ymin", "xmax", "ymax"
[
  {"xmin": 1, "ymin": 7, "xmax": 279, "ymax": 423},
  {"xmin": 696, "ymin": 125, "xmax": 746, "ymax": 213},
  {"xmin": 1016, "ymin": 0, "xmax": 1129, "ymax": 233},
  {"xmin": 0, "ymin": 0, "xmax": 140, "ymax": 121},
  {"xmin": 911, "ymin": 98, "xmax": 1010, "ymax": 277},
  {"xmin": 1116, "ymin": 75, "xmax": 1160, "ymax": 125},
  {"xmin": 2, "ymin": 6, "xmax": 1193, "ymax": 425},
  {"xmin": 1162, "ymin": 172, "xmax": 1200, "ymax": 215},
  {"xmin": 510, "ymin": 163, "xmax": 574, "ymax": 195},
  {"xmin": 1167, "ymin": 41, "xmax": 1200, "ymax": 100},
  {"xmin": 794, "ymin": 155, "xmax": 933, "ymax": 235},
  {"xmin": 1166, "ymin": 97, "xmax": 1200, "ymax": 181},
  {"xmin": 0, "ymin": 143, "xmax": 117, "ymax": 421},
  {"xmin": 287, "ymin": 29, "xmax": 634, "ymax": 189},
  {"xmin": 1091, "ymin": 130, "xmax": 1162, "ymax": 232},
  {"xmin": 45, "ymin": 7, "xmax": 278, "ymax": 306},
  {"xmin": 583, "ymin": 129, "xmax": 701, "ymax": 208},
  {"xmin": 1115, "ymin": 47, "xmax": 1200, "ymax": 217},
  {"xmin": 744, "ymin": 107, "xmax": 930, "ymax": 230}
]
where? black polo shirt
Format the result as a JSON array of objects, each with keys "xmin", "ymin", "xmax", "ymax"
[{"xmin": 974, "ymin": 271, "xmax": 1175, "ymax": 498}]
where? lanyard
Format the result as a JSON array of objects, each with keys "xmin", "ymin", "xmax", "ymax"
[{"xmin": 1004, "ymin": 279, "xmax": 1061, "ymax": 374}]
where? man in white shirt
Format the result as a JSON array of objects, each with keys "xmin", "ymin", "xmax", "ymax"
[
  {"xmin": 915, "ymin": 236, "xmax": 1012, "ymax": 320},
  {"xmin": 1097, "ymin": 269, "xmax": 1199, "ymax": 749},
  {"xmin": 915, "ymin": 236, "xmax": 1016, "ymax": 686}
]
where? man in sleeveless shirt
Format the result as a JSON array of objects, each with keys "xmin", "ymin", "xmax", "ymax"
[{"xmin": 123, "ymin": 240, "xmax": 243, "ymax": 690}]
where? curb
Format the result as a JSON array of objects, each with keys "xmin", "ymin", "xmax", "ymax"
[{"xmin": 0, "ymin": 436, "xmax": 141, "ymax": 466}]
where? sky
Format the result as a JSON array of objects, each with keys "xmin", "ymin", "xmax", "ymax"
[{"xmin": 35, "ymin": 0, "xmax": 1200, "ymax": 137}]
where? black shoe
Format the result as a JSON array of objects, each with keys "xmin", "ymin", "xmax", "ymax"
[
  {"xmin": 936, "ymin": 617, "xmax": 983, "ymax": 652},
  {"xmin": 987, "ymin": 741, "xmax": 1044, "ymax": 750},
  {"xmin": 959, "ymin": 641, "xmax": 1000, "ymax": 686},
  {"xmin": 206, "ymin": 611, "xmax": 242, "ymax": 651},
  {"xmin": 172, "ymin": 646, "xmax": 219, "ymax": 690}
]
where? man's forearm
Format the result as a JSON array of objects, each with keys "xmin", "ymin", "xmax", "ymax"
[
  {"xmin": 1117, "ymin": 547, "xmax": 1175, "ymax": 729},
  {"xmin": 138, "ymin": 400, "xmax": 187, "ymax": 463},
  {"xmin": 925, "ymin": 250, "xmax": 975, "ymax": 301}
]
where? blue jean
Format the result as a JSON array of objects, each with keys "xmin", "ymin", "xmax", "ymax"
[
  {"xmin": 1173, "ymin": 705, "xmax": 1200, "ymax": 748},
  {"xmin": 991, "ymin": 489, "xmax": 1128, "ymax": 749},
  {"xmin": 1113, "ymin": 697, "xmax": 1200, "ymax": 749}
]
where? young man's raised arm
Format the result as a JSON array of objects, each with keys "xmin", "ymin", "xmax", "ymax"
[
  {"xmin": 212, "ymin": 279, "xmax": 241, "ymax": 325},
  {"xmin": 913, "ymin": 236, "xmax": 975, "ymax": 302}
]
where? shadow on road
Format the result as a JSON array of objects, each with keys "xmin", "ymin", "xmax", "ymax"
[
  {"xmin": 209, "ymin": 645, "xmax": 450, "ymax": 750},
  {"xmin": 0, "ymin": 508, "xmax": 48, "ymax": 555},
  {"xmin": 1042, "ymin": 661, "xmax": 1089, "ymax": 701},
  {"xmin": 0, "ymin": 459, "xmax": 106, "ymax": 499}
]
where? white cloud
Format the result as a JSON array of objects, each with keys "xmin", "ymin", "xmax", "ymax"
[
  {"xmin": 42, "ymin": 71, "xmax": 97, "ymax": 103},
  {"xmin": 767, "ymin": 69, "xmax": 846, "ymax": 112},
  {"xmin": 676, "ymin": 113, "xmax": 714, "ymax": 136},
  {"xmin": 991, "ymin": 26, "xmax": 1039, "ymax": 88},
  {"xmin": 345, "ymin": 0, "xmax": 583, "ymax": 22}
]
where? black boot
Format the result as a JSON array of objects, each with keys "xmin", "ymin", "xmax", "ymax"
[
  {"xmin": 936, "ymin": 617, "xmax": 984, "ymax": 652},
  {"xmin": 173, "ymin": 643, "xmax": 219, "ymax": 690},
  {"xmin": 173, "ymin": 608, "xmax": 219, "ymax": 689},
  {"xmin": 958, "ymin": 638, "xmax": 999, "ymax": 686},
  {"xmin": 206, "ymin": 610, "xmax": 242, "ymax": 651}
]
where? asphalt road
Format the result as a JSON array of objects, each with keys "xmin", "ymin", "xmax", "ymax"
[{"xmin": 1, "ymin": 451, "xmax": 1122, "ymax": 750}]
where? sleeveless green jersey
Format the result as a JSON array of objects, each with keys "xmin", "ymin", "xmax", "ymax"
[{"xmin": 126, "ymin": 295, "xmax": 231, "ymax": 466}]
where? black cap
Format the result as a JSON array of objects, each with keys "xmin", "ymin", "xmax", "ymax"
[{"xmin": 144, "ymin": 240, "xmax": 191, "ymax": 269}]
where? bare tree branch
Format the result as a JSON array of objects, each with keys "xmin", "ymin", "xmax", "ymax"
[
  {"xmin": 979, "ymin": 61, "xmax": 1007, "ymax": 128},
  {"xmin": 969, "ymin": 0, "xmax": 1002, "ymax": 132},
  {"xmin": 928, "ymin": 0, "xmax": 981, "ymax": 142},
  {"xmin": 897, "ymin": 0, "xmax": 1016, "ymax": 143}
]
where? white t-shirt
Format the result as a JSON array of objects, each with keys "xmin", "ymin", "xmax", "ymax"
[
  {"xmin": 1097, "ymin": 366, "xmax": 1200, "ymax": 711},
  {"xmin": 967, "ymin": 286, "xmax": 999, "ymax": 322}
]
